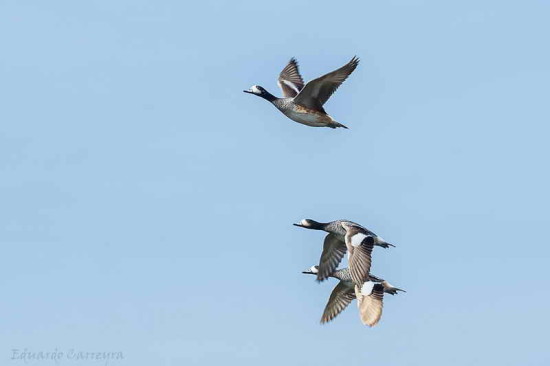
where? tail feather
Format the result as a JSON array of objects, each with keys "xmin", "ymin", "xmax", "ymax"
[
  {"xmin": 385, "ymin": 287, "xmax": 406, "ymax": 295},
  {"xmin": 377, "ymin": 240, "xmax": 395, "ymax": 248},
  {"xmin": 330, "ymin": 121, "xmax": 348, "ymax": 129},
  {"xmin": 382, "ymin": 280, "xmax": 406, "ymax": 295}
]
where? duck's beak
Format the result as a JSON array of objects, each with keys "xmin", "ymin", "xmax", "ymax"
[
  {"xmin": 293, "ymin": 222, "xmax": 303, "ymax": 227},
  {"xmin": 243, "ymin": 89, "xmax": 253, "ymax": 94}
]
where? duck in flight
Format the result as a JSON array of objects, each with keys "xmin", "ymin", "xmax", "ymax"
[
  {"xmin": 302, "ymin": 266, "xmax": 405, "ymax": 326},
  {"xmin": 244, "ymin": 57, "xmax": 359, "ymax": 129}
]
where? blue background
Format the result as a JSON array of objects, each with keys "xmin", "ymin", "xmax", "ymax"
[{"xmin": 1, "ymin": 1, "xmax": 549, "ymax": 365}]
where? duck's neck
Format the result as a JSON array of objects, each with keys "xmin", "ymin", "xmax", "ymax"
[
  {"xmin": 307, "ymin": 220, "xmax": 328, "ymax": 231},
  {"xmin": 260, "ymin": 90, "xmax": 277, "ymax": 103}
]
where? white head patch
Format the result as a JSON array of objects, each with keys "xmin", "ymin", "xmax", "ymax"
[
  {"xmin": 310, "ymin": 265, "xmax": 319, "ymax": 274},
  {"xmin": 351, "ymin": 232, "xmax": 368, "ymax": 247},
  {"xmin": 250, "ymin": 85, "xmax": 261, "ymax": 94}
]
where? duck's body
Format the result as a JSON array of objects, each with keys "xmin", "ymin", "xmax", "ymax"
[
  {"xmin": 244, "ymin": 57, "xmax": 359, "ymax": 129},
  {"xmin": 302, "ymin": 266, "xmax": 404, "ymax": 326},
  {"xmin": 329, "ymin": 268, "xmax": 403, "ymax": 295},
  {"xmin": 275, "ymin": 99, "xmax": 342, "ymax": 128},
  {"xmin": 294, "ymin": 218, "xmax": 394, "ymax": 282},
  {"xmin": 295, "ymin": 218, "xmax": 391, "ymax": 246}
]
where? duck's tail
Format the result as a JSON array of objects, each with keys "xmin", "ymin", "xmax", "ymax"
[
  {"xmin": 382, "ymin": 281, "xmax": 406, "ymax": 295},
  {"xmin": 329, "ymin": 121, "xmax": 349, "ymax": 129}
]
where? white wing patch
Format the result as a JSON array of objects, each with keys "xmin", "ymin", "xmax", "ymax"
[
  {"xmin": 351, "ymin": 232, "xmax": 368, "ymax": 247},
  {"xmin": 360, "ymin": 281, "xmax": 375, "ymax": 296},
  {"xmin": 282, "ymin": 80, "xmax": 300, "ymax": 95}
]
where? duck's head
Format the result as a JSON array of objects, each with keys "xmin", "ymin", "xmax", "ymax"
[
  {"xmin": 293, "ymin": 219, "xmax": 323, "ymax": 229},
  {"xmin": 243, "ymin": 85, "xmax": 267, "ymax": 96},
  {"xmin": 302, "ymin": 265, "xmax": 319, "ymax": 275},
  {"xmin": 244, "ymin": 85, "xmax": 277, "ymax": 102}
]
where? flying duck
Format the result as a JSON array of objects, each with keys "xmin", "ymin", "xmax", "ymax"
[
  {"xmin": 293, "ymin": 219, "xmax": 394, "ymax": 282},
  {"xmin": 302, "ymin": 266, "xmax": 404, "ymax": 326},
  {"xmin": 244, "ymin": 57, "xmax": 359, "ymax": 129}
]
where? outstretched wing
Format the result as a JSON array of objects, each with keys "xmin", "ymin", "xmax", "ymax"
[
  {"xmin": 293, "ymin": 56, "xmax": 359, "ymax": 110},
  {"xmin": 348, "ymin": 235, "xmax": 374, "ymax": 285},
  {"xmin": 343, "ymin": 225, "xmax": 375, "ymax": 285},
  {"xmin": 320, "ymin": 282, "xmax": 356, "ymax": 324},
  {"xmin": 317, "ymin": 233, "xmax": 347, "ymax": 282},
  {"xmin": 277, "ymin": 58, "xmax": 305, "ymax": 98},
  {"xmin": 355, "ymin": 282, "xmax": 384, "ymax": 327}
]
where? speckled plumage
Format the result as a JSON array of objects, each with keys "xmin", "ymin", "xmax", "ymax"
[
  {"xmin": 302, "ymin": 266, "xmax": 404, "ymax": 325},
  {"xmin": 294, "ymin": 218, "xmax": 394, "ymax": 282},
  {"xmin": 244, "ymin": 57, "xmax": 359, "ymax": 129}
]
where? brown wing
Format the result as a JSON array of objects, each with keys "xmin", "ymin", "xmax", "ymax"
[
  {"xmin": 348, "ymin": 235, "xmax": 374, "ymax": 285},
  {"xmin": 293, "ymin": 56, "xmax": 359, "ymax": 110},
  {"xmin": 320, "ymin": 282, "xmax": 356, "ymax": 324},
  {"xmin": 355, "ymin": 283, "xmax": 384, "ymax": 327},
  {"xmin": 317, "ymin": 233, "xmax": 347, "ymax": 282},
  {"xmin": 277, "ymin": 58, "xmax": 305, "ymax": 98}
]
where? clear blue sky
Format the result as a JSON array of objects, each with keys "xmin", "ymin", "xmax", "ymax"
[{"xmin": 1, "ymin": 1, "xmax": 549, "ymax": 365}]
